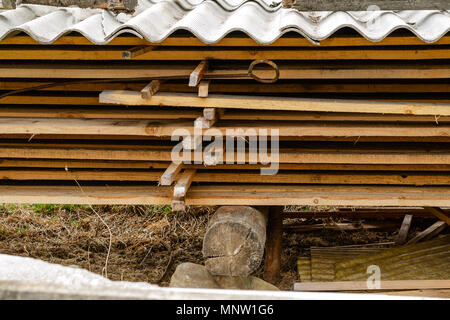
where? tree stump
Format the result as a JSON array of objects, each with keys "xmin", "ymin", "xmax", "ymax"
[{"xmin": 202, "ymin": 206, "xmax": 268, "ymax": 277}]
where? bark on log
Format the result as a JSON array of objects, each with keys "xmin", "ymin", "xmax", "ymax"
[{"xmin": 202, "ymin": 206, "xmax": 268, "ymax": 277}]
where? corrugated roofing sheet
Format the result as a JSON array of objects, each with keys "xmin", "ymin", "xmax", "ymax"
[{"xmin": 0, "ymin": 0, "xmax": 449, "ymax": 44}]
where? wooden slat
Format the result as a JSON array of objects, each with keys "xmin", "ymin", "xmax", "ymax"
[
  {"xmin": 425, "ymin": 207, "xmax": 450, "ymax": 225},
  {"xmin": 396, "ymin": 214, "xmax": 413, "ymax": 245},
  {"xmin": 159, "ymin": 162, "xmax": 183, "ymax": 186},
  {"xmin": 1, "ymin": 145, "xmax": 450, "ymax": 164},
  {"xmin": 406, "ymin": 221, "xmax": 447, "ymax": 244},
  {"xmin": 2, "ymin": 47, "xmax": 450, "ymax": 61},
  {"xmin": 100, "ymin": 91, "xmax": 450, "ymax": 116},
  {"xmin": 293, "ymin": 280, "xmax": 450, "ymax": 292},
  {"xmin": 3, "ymin": 81, "xmax": 450, "ymax": 94},
  {"xmin": 2, "ymin": 62, "xmax": 449, "ymax": 79},
  {"xmin": 1, "ymin": 184, "xmax": 449, "ymax": 206},
  {"xmin": 2, "ymin": 169, "xmax": 450, "ymax": 185},
  {"xmin": 4, "ymin": 117, "xmax": 450, "ymax": 137},
  {"xmin": 2, "ymin": 106, "xmax": 450, "ymax": 123},
  {"xmin": 1, "ymin": 159, "xmax": 450, "ymax": 172},
  {"xmin": 140, "ymin": 80, "xmax": 161, "ymax": 99}
]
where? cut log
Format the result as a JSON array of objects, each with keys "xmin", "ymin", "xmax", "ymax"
[{"xmin": 203, "ymin": 206, "xmax": 268, "ymax": 277}]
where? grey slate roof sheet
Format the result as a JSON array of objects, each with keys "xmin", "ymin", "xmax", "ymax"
[{"xmin": 0, "ymin": 0, "xmax": 449, "ymax": 44}]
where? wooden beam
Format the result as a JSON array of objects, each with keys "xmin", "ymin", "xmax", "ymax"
[
  {"xmin": 3, "ymin": 47, "xmax": 450, "ymax": 60},
  {"xmin": 8, "ymin": 117, "xmax": 450, "ymax": 138},
  {"xmin": 140, "ymin": 80, "xmax": 161, "ymax": 99},
  {"xmin": 396, "ymin": 214, "xmax": 413, "ymax": 245},
  {"xmin": 159, "ymin": 162, "xmax": 183, "ymax": 186},
  {"xmin": 2, "ymin": 145, "xmax": 450, "ymax": 165},
  {"xmin": 284, "ymin": 221, "xmax": 399, "ymax": 232},
  {"xmin": 406, "ymin": 221, "xmax": 447, "ymax": 244},
  {"xmin": 292, "ymin": 280, "xmax": 450, "ymax": 292},
  {"xmin": 173, "ymin": 169, "xmax": 196, "ymax": 199},
  {"xmin": 99, "ymin": 91, "xmax": 450, "ymax": 116},
  {"xmin": 1, "ymin": 184, "xmax": 450, "ymax": 206},
  {"xmin": 121, "ymin": 46, "xmax": 154, "ymax": 59},
  {"xmin": 189, "ymin": 60, "xmax": 208, "ymax": 87},
  {"xmin": 264, "ymin": 206, "xmax": 283, "ymax": 284},
  {"xmin": 198, "ymin": 80, "xmax": 210, "ymax": 98},
  {"xmin": 425, "ymin": 207, "xmax": 450, "ymax": 226},
  {"xmin": 3, "ymin": 62, "xmax": 450, "ymax": 79},
  {"xmin": 2, "ymin": 170, "xmax": 450, "ymax": 186}
]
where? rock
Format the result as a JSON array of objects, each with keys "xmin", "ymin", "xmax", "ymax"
[
  {"xmin": 169, "ymin": 263, "xmax": 279, "ymax": 291},
  {"xmin": 169, "ymin": 262, "xmax": 220, "ymax": 289}
]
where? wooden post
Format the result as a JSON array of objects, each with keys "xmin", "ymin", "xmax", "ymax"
[
  {"xmin": 264, "ymin": 206, "xmax": 283, "ymax": 284},
  {"xmin": 203, "ymin": 206, "xmax": 268, "ymax": 276}
]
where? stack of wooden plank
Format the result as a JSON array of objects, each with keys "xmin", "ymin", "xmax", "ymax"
[{"xmin": 0, "ymin": 32, "xmax": 450, "ymax": 208}]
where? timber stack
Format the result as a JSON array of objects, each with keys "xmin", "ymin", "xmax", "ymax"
[{"xmin": 0, "ymin": 0, "xmax": 449, "ymax": 211}]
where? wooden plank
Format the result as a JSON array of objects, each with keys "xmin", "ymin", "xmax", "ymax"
[
  {"xmin": 189, "ymin": 60, "xmax": 208, "ymax": 87},
  {"xmin": 172, "ymin": 169, "xmax": 196, "ymax": 211},
  {"xmin": 2, "ymin": 62, "xmax": 450, "ymax": 79},
  {"xmin": 159, "ymin": 162, "xmax": 183, "ymax": 186},
  {"xmin": 140, "ymin": 80, "xmax": 161, "ymax": 99},
  {"xmin": 1, "ymin": 184, "xmax": 450, "ymax": 206},
  {"xmin": 3, "ymin": 47, "xmax": 450, "ymax": 60},
  {"xmin": 1, "ymin": 159, "xmax": 450, "ymax": 172},
  {"xmin": 6, "ymin": 117, "xmax": 450, "ymax": 138},
  {"xmin": 425, "ymin": 207, "xmax": 450, "ymax": 225},
  {"xmin": 122, "ymin": 46, "xmax": 153, "ymax": 59},
  {"xmin": 396, "ymin": 214, "xmax": 413, "ymax": 245},
  {"xmin": 173, "ymin": 169, "xmax": 196, "ymax": 199},
  {"xmin": 2, "ymin": 145, "xmax": 450, "ymax": 165},
  {"xmin": 406, "ymin": 221, "xmax": 447, "ymax": 244},
  {"xmin": 290, "ymin": 0, "xmax": 450, "ymax": 11},
  {"xmin": 0, "ymin": 169, "xmax": 162, "ymax": 181},
  {"xmin": 2, "ymin": 106, "xmax": 450, "ymax": 123},
  {"xmin": 2, "ymin": 170, "xmax": 450, "ymax": 186},
  {"xmin": 99, "ymin": 91, "xmax": 450, "ymax": 116},
  {"xmin": 198, "ymin": 80, "xmax": 210, "ymax": 98},
  {"xmin": 284, "ymin": 221, "xmax": 399, "ymax": 232},
  {"xmin": 292, "ymin": 280, "xmax": 450, "ymax": 292},
  {"xmin": 0, "ymin": 107, "xmax": 201, "ymax": 119},
  {"xmin": 3, "ymin": 81, "xmax": 450, "ymax": 94},
  {"xmin": 2, "ymin": 35, "xmax": 450, "ymax": 47}
]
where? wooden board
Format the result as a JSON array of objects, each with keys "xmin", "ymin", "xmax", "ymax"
[
  {"xmin": 3, "ymin": 118, "xmax": 450, "ymax": 138},
  {"xmin": 2, "ymin": 47, "xmax": 450, "ymax": 60},
  {"xmin": 292, "ymin": 280, "xmax": 450, "ymax": 292},
  {"xmin": 290, "ymin": 0, "xmax": 449, "ymax": 10},
  {"xmin": 1, "ymin": 184, "xmax": 450, "ymax": 206},
  {"xmin": 99, "ymin": 91, "xmax": 450, "ymax": 116}
]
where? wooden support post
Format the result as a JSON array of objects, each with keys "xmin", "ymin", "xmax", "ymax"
[
  {"xmin": 203, "ymin": 206, "xmax": 268, "ymax": 276},
  {"xmin": 198, "ymin": 80, "xmax": 210, "ymax": 97},
  {"xmin": 264, "ymin": 206, "xmax": 283, "ymax": 284},
  {"xmin": 122, "ymin": 46, "xmax": 153, "ymax": 59},
  {"xmin": 140, "ymin": 80, "xmax": 161, "ymax": 99},
  {"xmin": 396, "ymin": 214, "xmax": 413, "ymax": 245},
  {"xmin": 425, "ymin": 207, "xmax": 450, "ymax": 225},
  {"xmin": 407, "ymin": 221, "xmax": 447, "ymax": 245},
  {"xmin": 159, "ymin": 162, "xmax": 183, "ymax": 186},
  {"xmin": 189, "ymin": 60, "xmax": 208, "ymax": 87}
]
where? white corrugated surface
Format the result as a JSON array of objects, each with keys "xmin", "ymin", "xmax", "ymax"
[{"xmin": 0, "ymin": 0, "xmax": 449, "ymax": 44}]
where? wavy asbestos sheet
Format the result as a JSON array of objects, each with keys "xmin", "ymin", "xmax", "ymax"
[{"xmin": 0, "ymin": 0, "xmax": 449, "ymax": 44}]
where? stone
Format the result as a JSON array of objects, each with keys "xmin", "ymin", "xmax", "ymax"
[{"xmin": 169, "ymin": 263, "xmax": 279, "ymax": 291}]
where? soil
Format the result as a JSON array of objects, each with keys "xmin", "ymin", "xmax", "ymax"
[{"xmin": 0, "ymin": 204, "xmax": 441, "ymax": 290}]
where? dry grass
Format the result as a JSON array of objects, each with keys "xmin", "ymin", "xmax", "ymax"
[{"xmin": 0, "ymin": 204, "xmax": 432, "ymax": 290}]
